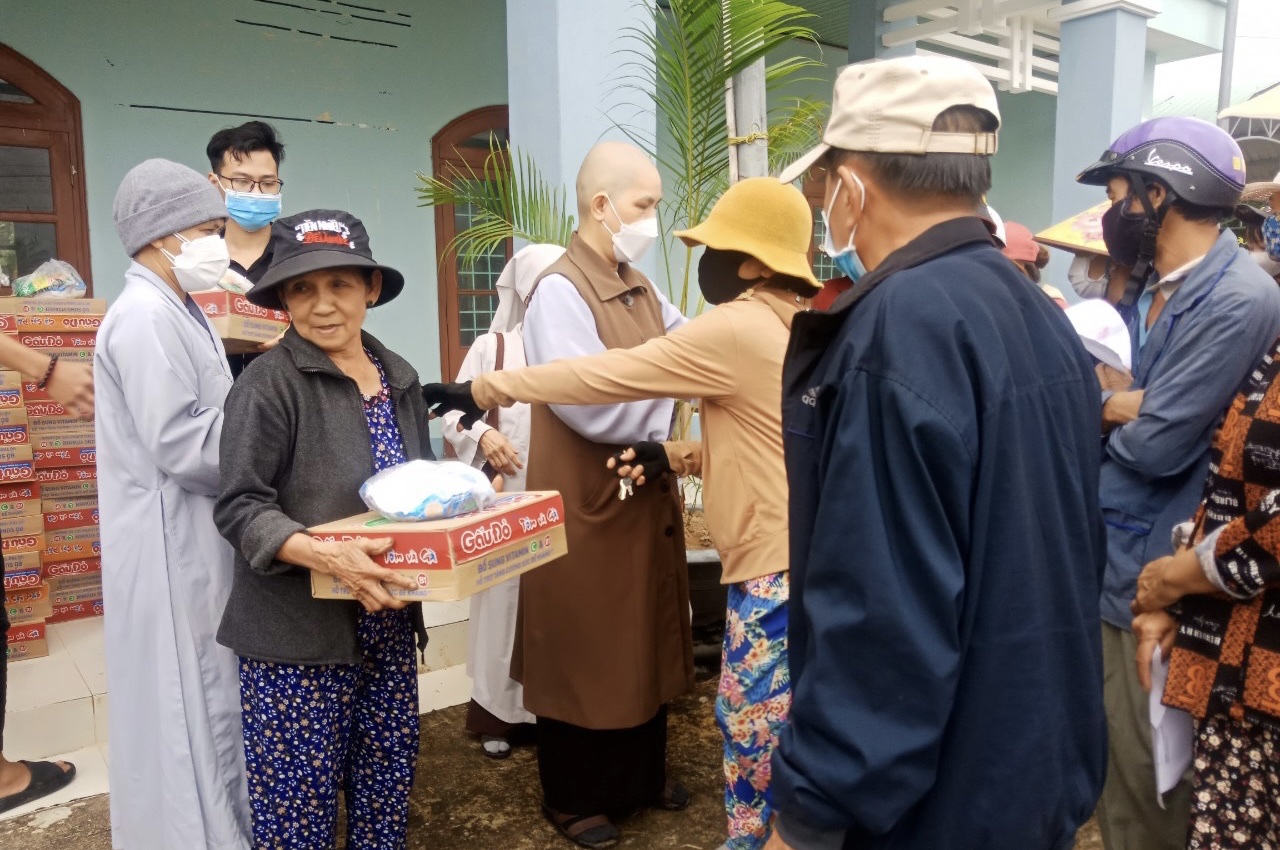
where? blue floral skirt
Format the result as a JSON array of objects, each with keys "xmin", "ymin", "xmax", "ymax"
[
  {"xmin": 239, "ymin": 608, "xmax": 419, "ymax": 849},
  {"xmin": 715, "ymin": 572, "xmax": 791, "ymax": 850}
]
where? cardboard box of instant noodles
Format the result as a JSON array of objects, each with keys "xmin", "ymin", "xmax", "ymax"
[{"xmin": 309, "ymin": 491, "xmax": 568, "ymax": 603}]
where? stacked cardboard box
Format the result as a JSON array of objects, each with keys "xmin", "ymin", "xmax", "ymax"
[
  {"xmin": 190, "ymin": 291, "xmax": 289, "ymax": 354},
  {"xmin": 1, "ymin": 298, "xmax": 106, "ymax": 660}
]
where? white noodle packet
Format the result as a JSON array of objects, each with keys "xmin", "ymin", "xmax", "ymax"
[{"xmin": 360, "ymin": 459, "xmax": 496, "ymax": 521}]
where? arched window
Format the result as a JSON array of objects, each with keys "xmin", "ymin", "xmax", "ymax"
[
  {"xmin": 431, "ymin": 105, "xmax": 510, "ymax": 381},
  {"xmin": 0, "ymin": 44, "xmax": 90, "ymax": 291}
]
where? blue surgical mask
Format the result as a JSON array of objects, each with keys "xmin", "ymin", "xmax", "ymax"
[
  {"xmin": 820, "ymin": 176, "xmax": 868, "ymax": 282},
  {"xmin": 1263, "ymin": 214, "xmax": 1280, "ymax": 264},
  {"xmin": 224, "ymin": 188, "xmax": 282, "ymax": 232}
]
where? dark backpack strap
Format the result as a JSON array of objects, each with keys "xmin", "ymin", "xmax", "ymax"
[{"xmin": 483, "ymin": 333, "xmax": 505, "ymax": 432}]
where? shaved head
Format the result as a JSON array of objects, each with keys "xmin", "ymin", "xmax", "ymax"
[{"xmin": 576, "ymin": 141, "xmax": 661, "ymax": 219}]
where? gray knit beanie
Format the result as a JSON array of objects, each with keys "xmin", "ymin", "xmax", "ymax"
[{"xmin": 112, "ymin": 158, "xmax": 227, "ymax": 257}]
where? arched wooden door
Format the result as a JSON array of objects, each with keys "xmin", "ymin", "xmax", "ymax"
[
  {"xmin": 432, "ymin": 105, "xmax": 510, "ymax": 381},
  {"xmin": 0, "ymin": 44, "xmax": 90, "ymax": 291}
]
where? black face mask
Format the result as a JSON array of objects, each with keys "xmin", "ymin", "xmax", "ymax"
[
  {"xmin": 1100, "ymin": 199, "xmax": 1148, "ymax": 267},
  {"xmin": 698, "ymin": 248, "xmax": 759, "ymax": 305}
]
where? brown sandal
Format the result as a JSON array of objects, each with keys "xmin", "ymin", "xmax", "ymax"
[{"xmin": 541, "ymin": 803, "xmax": 620, "ymax": 848}]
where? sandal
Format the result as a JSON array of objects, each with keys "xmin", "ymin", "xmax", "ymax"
[
  {"xmin": 541, "ymin": 803, "xmax": 620, "ymax": 849},
  {"xmin": 653, "ymin": 778, "xmax": 691, "ymax": 811},
  {"xmin": 481, "ymin": 735, "xmax": 512, "ymax": 760},
  {"xmin": 0, "ymin": 760, "xmax": 76, "ymax": 815}
]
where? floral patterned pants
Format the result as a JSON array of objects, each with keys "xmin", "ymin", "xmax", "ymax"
[
  {"xmin": 1189, "ymin": 712, "xmax": 1280, "ymax": 849},
  {"xmin": 715, "ymin": 572, "xmax": 791, "ymax": 850},
  {"xmin": 239, "ymin": 609, "xmax": 419, "ymax": 849}
]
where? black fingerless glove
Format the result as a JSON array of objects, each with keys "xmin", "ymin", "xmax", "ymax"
[
  {"xmin": 421, "ymin": 381, "xmax": 485, "ymax": 428},
  {"xmin": 612, "ymin": 440, "xmax": 671, "ymax": 480}
]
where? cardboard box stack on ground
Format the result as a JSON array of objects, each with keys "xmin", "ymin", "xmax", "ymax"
[
  {"xmin": 0, "ymin": 298, "xmax": 106, "ymax": 660},
  {"xmin": 310, "ymin": 491, "xmax": 569, "ymax": 603},
  {"xmin": 190, "ymin": 291, "xmax": 290, "ymax": 354}
]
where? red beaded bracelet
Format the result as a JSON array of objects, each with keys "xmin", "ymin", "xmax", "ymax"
[{"xmin": 36, "ymin": 354, "xmax": 59, "ymax": 390}]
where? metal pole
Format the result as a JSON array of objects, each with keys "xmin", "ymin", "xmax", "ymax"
[
  {"xmin": 730, "ymin": 58, "xmax": 769, "ymax": 180},
  {"xmin": 1217, "ymin": 0, "xmax": 1241, "ymax": 128}
]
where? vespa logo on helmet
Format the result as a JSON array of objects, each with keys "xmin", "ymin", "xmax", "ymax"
[{"xmin": 1143, "ymin": 148, "xmax": 1193, "ymax": 177}]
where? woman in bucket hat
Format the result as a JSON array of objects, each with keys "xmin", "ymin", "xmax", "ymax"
[
  {"xmin": 213, "ymin": 209, "xmax": 435, "ymax": 849},
  {"xmin": 425, "ymin": 177, "xmax": 819, "ymax": 850}
]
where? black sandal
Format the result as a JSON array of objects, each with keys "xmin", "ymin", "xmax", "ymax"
[
  {"xmin": 653, "ymin": 778, "xmax": 691, "ymax": 811},
  {"xmin": 0, "ymin": 761, "xmax": 76, "ymax": 815},
  {"xmin": 541, "ymin": 803, "xmax": 620, "ymax": 849},
  {"xmin": 480, "ymin": 735, "xmax": 512, "ymax": 760}
]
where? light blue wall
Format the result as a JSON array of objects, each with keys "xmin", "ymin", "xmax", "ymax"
[
  {"xmin": 988, "ymin": 90, "xmax": 1058, "ymax": 235},
  {"xmin": 0, "ymin": 0, "xmax": 508, "ymax": 382}
]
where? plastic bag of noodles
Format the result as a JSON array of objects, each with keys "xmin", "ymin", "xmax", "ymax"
[{"xmin": 360, "ymin": 459, "xmax": 497, "ymax": 521}]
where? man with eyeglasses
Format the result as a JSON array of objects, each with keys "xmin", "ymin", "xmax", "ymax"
[{"xmin": 205, "ymin": 121, "xmax": 286, "ymax": 375}]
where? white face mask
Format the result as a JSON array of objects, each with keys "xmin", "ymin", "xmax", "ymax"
[
  {"xmin": 161, "ymin": 233, "xmax": 231, "ymax": 294},
  {"xmin": 1067, "ymin": 253, "xmax": 1107, "ymax": 300},
  {"xmin": 1252, "ymin": 249, "xmax": 1280, "ymax": 278},
  {"xmin": 602, "ymin": 195, "xmax": 659, "ymax": 264}
]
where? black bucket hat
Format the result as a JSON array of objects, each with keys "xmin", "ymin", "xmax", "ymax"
[{"xmin": 249, "ymin": 209, "xmax": 405, "ymax": 310}]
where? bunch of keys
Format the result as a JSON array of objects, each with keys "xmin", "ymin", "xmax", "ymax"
[{"xmin": 618, "ymin": 477, "xmax": 635, "ymax": 501}]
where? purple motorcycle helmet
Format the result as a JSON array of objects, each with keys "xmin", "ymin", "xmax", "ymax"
[{"xmin": 1077, "ymin": 116, "xmax": 1246, "ymax": 211}]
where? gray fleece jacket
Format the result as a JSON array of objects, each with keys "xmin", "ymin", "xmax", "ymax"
[{"xmin": 215, "ymin": 327, "xmax": 434, "ymax": 665}]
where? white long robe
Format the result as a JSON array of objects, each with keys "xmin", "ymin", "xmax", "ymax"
[
  {"xmin": 443, "ymin": 329, "xmax": 535, "ymax": 725},
  {"xmin": 95, "ymin": 263, "xmax": 250, "ymax": 850}
]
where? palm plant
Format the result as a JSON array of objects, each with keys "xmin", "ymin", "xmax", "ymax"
[
  {"xmin": 414, "ymin": 136, "xmax": 576, "ymax": 269},
  {"xmin": 614, "ymin": 0, "xmax": 820, "ymax": 314}
]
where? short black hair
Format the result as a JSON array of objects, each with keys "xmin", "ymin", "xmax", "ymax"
[
  {"xmin": 825, "ymin": 105, "xmax": 997, "ymax": 205},
  {"xmin": 207, "ymin": 121, "xmax": 285, "ymax": 172}
]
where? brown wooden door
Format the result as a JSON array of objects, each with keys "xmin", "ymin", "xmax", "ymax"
[{"xmin": 432, "ymin": 105, "xmax": 510, "ymax": 381}]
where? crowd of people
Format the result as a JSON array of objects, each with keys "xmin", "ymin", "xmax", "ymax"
[{"xmin": 4, "ymin": 50, "xmax": 1280, "ymax": 850}]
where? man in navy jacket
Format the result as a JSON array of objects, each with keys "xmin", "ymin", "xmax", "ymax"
[{"xmin": 767, "ymin": 56, "xmax": 1107, "ymax": 850}]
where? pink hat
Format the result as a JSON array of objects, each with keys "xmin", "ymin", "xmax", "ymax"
[{"xmin": 1001, "ymin": 222, "xmax": 1039, "ymax": 263}]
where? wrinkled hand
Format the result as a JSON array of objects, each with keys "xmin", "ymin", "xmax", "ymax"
[
  {"xmin": 606, "ymin": 441, "xmax": 671, "ymax": 487},
  {"xmin": 1132, "ymin": 547, "xmax": 1216, "ymax": 615},
  {"xmin": 44, "ymin": 359, "xmax": 94, "ymax": 420},
  {"xmin": 1095, "ymin": 363, "xmax": 1133, "ymax": 393},
  {"xmin": 422, "ymin": 381, "xmax": 485, "ymax": 427},
  {"xmin": 1133, "ymin": 609, "xmax": 1179, "ymax": 692},
  {"xmin": 1102, "ymin": 389, "xmax": 1144, "ymax": 432},
  {"xmin": 479, "ymin": 429, "xmax": 523, "ymax": 477},
  {"xmin": 316, "ymin": 537, "xmax": 415, "ymax": 613},
  {"xmin": 256, "ymin": 329, "xmax": 287, "ymax": 352}
]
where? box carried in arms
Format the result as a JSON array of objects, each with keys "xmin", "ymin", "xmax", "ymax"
[{"xmin": 309, "ymin": 491, "xmax": 568, "ymax": 603}]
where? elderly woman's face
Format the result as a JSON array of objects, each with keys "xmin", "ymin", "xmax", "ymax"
[{"xmin": 279, "ymin": 267, "xmax": 381, "ymax": 355}]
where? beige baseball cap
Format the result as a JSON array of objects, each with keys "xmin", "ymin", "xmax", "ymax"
[{"xmin": 777, "ymin": 55, "xmax": 1001, "ymax": 185}]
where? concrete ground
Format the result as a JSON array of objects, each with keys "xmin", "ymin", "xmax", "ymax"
[{"xmin": 1, "ymin": 669, "xmax": 1104, "ymax": 849}]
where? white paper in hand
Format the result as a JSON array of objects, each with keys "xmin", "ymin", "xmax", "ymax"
[
  {"xmin": 1066, "ymin": 299, "xmax": 1132, "ymax": 373},
  {"xmin": 1149, "ymin": 644, "xmax": 1194, "ymax": 806}
]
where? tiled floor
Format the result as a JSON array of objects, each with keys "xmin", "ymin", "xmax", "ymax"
[{"xmin": 0, "ymin": 744, "xmax": 110, "ymax": 823}]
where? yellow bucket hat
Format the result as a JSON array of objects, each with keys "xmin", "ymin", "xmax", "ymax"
[{"xmin": 675, "ymin": 177, "xmax": 822, "ymax": 291}]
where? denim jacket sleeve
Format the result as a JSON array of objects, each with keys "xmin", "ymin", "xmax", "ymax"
[{"xmin": 1108, "ymin": 285, "xmax": 1280, "ymax": 480}]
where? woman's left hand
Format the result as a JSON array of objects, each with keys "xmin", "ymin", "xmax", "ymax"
[
  {"xmin": 478, "ymin": 429, "xmax": 522, "ymax": 477},
  {"xmin": 1133, "ymin": 609, "xmax": 1179, "ymax": 692},
  {"xmin": 1132, "ymin": 547, "xmax": 1216, "ymax": 615}
]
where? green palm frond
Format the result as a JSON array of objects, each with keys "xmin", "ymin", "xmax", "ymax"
[
  {"xmin": 614, "ymin": 0, "xmax": 819, "ymax": 311},
  {"xmin": 768, "ymin": 97, "xmax": 828, "ymax": 176},
  {"xmin": 414, "ymin": 135, "xmax": 575, "ymax": 271}
]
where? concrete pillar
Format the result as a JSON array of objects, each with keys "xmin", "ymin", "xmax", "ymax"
[
  {"xmin": 1047, "ymin": 0, "xmax": 1160, "ymax": 226},
  {"xmin": 849, "ymin": 0, "xmax": 918, "ymax": 63},
  {"xmin": 505, "ymin": 0, "xmax": 657, "ymax": 241}
]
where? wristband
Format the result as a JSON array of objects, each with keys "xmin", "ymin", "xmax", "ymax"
[{"xmin": 36, "ymin": 354, "xmax": 59, "ymax": 390}]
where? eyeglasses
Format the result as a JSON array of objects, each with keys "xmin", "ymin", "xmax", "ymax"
[{"xmin": 217, "ymin": 174, "xmax": 284, "ymax": 193}]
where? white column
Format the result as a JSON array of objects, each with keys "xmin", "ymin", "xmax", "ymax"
[
  {"xmin": 1046, "ymin": 0, "xmax": 1161, "ymax": 225},
  {"xmin": 505, "ymin": 0, "xmax": 658, "ymax": 233}
]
